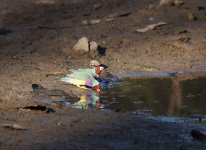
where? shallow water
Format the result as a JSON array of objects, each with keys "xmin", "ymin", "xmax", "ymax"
[
  {"xmin": 34, "ymin": 73, "xmax": 206, "ymax": 123},
  {"xmin": 101, "ymin": 75, "xmax": 206, "ymax": 122}
]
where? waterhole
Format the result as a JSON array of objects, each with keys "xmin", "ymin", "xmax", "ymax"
[
  {"xmin": 100, "ymin": 75, "xmax": 206, "ymax": 123},
  {"xmin": 104, "ymin": 77, "xmax": 205, "ymax": 114},
  {"xmin": 34, "ymin": 72, "xmax": 206, "ymax": 123}
]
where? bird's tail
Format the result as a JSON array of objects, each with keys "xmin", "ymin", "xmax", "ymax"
[{"xmin": 60, "ymin": 77, "xmax": 71, "ymax": 83}]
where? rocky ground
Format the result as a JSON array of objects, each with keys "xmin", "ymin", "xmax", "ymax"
[{"xmin": 0, "ymin": 0, "xmax": 206, "ymax": 149}]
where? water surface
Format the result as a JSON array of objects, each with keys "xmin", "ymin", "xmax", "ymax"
[
  {"xmin": 34, "ymin": 73, "xmax": 206, "ymax": 123},
  {"xmin": 101, "ymin": 76, "xmax": 206, "ymax": 120}
]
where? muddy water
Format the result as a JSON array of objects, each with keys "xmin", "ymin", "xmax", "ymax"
[
  {"xmin": 101, "ymin": 76, "xmax": 206, "ymax": 121},
  {"xmin": 34, "ymin": 73, "xmax": 206, "ymax": 123}
]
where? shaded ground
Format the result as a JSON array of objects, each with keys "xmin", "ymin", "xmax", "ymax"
[{"xmin": 0, "ymin": 0, "xmax": 206, "ymax": 149}]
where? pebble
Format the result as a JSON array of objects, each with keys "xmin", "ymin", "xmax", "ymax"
[
  {"xmin": 73, "ymin": 37, "xmax": 89, "ymax": 53},
  {"xmin": 188, "ymin": 13, "xmax": 197, "ymax": 21},
  {"xmin": 90, "ymin": 41, "xmax": 98, "ymax": 52},
  {"xmin": 90, "ymin": 19, "xmax": 101, "ymax": 24},
  {"xmin": 174, "ymin": 0, "xmax": 184, "ymax": 7},
  {"xmin": 159, "ymin": 0, "xmax": 184, "ymax": 6},
  {"xmin": 81, "ymin": 20, "xmax": 89, "ymax": 25},
  {"xmin": 159, "ymin": 0, "xmax": 173, "ymax": 6},
  {"xmin": 148, "ymin": 4, "xmax": 155, "ymax": 9},
  {"xmin": 93, "ymin": 3, "xmax": 102, "ymax": 9}
]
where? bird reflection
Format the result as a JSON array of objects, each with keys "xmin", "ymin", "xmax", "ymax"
[{"xmin": 68, "ymin": 90, "xmax": 105, "ymax": 110}]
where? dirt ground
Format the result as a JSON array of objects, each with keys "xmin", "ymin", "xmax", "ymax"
[{"xmin": 0, "ymin": 0, "xmax": 206, "ymax": 149}]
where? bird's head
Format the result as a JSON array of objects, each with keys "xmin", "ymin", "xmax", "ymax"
[{"xmin": 95, "ymin": 64, "xmax": 108, "ymax": 76}]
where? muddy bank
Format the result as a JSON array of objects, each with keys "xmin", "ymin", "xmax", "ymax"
[{"xmin": 0, "ymin": 106, "xmax": 206, "ymax": 150}]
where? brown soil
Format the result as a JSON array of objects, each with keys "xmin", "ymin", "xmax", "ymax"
[{"xmin": 0, "ymin": 0, "xmax": 206, "ymax": 149}]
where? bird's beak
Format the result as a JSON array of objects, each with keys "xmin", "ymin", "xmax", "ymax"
[{"xmin": 100, "ymin": 66, "xmax": 104, "ymax": 71}]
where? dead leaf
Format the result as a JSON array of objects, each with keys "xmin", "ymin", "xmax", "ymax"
[
  {"xmin": 18, "ymin": 105, "xmax": 55, "ymax": 113},
  {"xmin": 108, "ymin": 12, "xmax": 131, "ymax": 18},
  {"xmin": 136, "ymin": 22, "xmax": 167, "ymax": 33},
  {"xmin": 2, "ymin": 123, "xmax": 27, "ymax": 130},
  {"xmin": 81, "ymin": 19, "xmax": 102, "ymax": 25}
]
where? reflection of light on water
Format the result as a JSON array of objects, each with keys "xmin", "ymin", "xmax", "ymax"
[
  {"xmin": 119, "ymin": 95, "xmax": 126, "ymax": 98},
  {"xmin": 129, "ymin": 110, "xmax": 206, "ymax": 123},
  {"xmin": 102, "ymin": 75, "xmax": 206, "ymax": 120},
  {"xmin": 65, "ymin": 91, "xmax": 105, "ymax": 110},
  {"xmin": 133, "ymin": 84, "xmax": 142, "ymax": 88},
  {"xmin": 132, "ymin": 109, "xmax": 153, "ymax": 116},
  {"xmin": 70, "ymin": 95, "xmax": 90, "ymax": 110},
  {"xmin": 146, "ymin": 116, "xmax": 206, "ymax": 124},
  {"xmin": 133, "ymin": 101, "xmax": 144, "ymax": 104},
  {"xmin": 34, "ymin": 96, "xmax": 68, "ymax": 103},
  {"xmin": 34, "ymin": 90, "xmax": 106, "ymax": 110}
]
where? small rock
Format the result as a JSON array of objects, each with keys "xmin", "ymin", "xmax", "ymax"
[
  {"xmin": 57, "ymin": 122, "xmax": 61, "ymax": 126},
  {"xmin": 160, "ymin": 0, "xmax": 183, "ymax": 6},
  {"xmin": 188, "ymin": 13, "xmax": 197, "ymax": 21},
  {"xmin": 159, "ymin": 0, "xmax": 173, "ymax": 6},
  {"xmin": 149, "ymin": 17, "xmax": 155, "ymax": 21},
  {"xmin": 90, "ymin": 19, "xmax": 101, "ymax": 24},
  {"xmin": 93, "ymin": 3, "xmax": 102, "ymax": 9},
  {"xmin": 174, "ymin": 0, "xmax": 184, "ymax": 7},
  {"xmin": 89, "ymin": 41, "xmax": 98, "ymax": 52},
  {"xmin": 148, "ymin": 4, "xmax": 155, "ymax": 9},
  {"xmin": 73, "ymin": 37, "xmax": 89, "ymax": 53},
  {"xmin": 89, "ymin": 41, "xmax": 99, "ymax": 58},
  {"xmin": 12, "ymin": 55, "xmax": 17, "ymax": 59},
  {"xmin": 81, "ymin": 20, "xmax": 89, "ymax": 25}
]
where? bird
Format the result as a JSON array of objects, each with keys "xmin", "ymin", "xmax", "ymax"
[
  {"xmin": 61, "ymin": 63, "xmax": 110, "ymax": 92},
  {"xmin": 70, "ymin": 64, "xmax": 107, "ymax": 78},
  {"xmin": 61, "ymin": 71, "xmax": 101, "ymax": 92}
]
